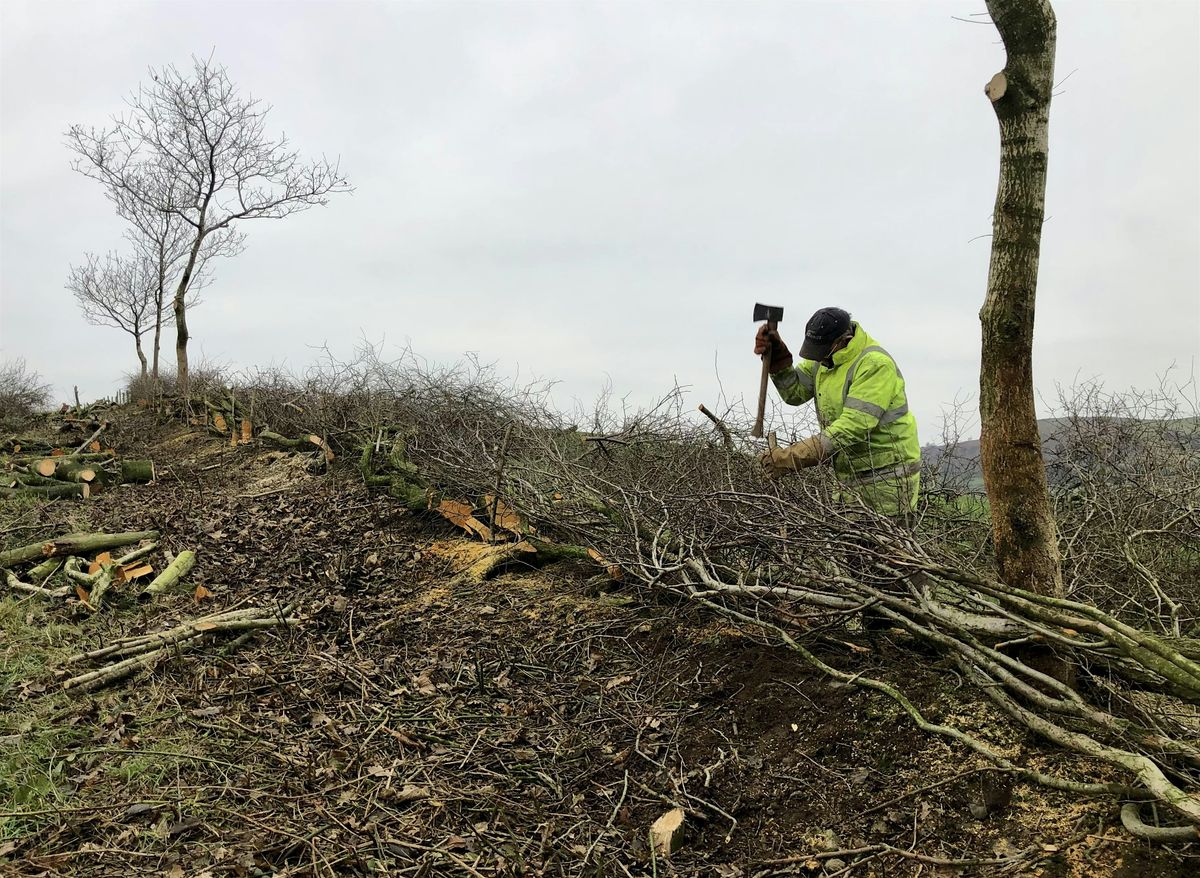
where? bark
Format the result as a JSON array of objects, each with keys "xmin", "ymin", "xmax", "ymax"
[
  {"xmin": 978, "ymin": 0, "xmax": 1063, "ymax": 599},
  {"xmin": 134, "ymin": 331, "xmax": 148, "ymax": 378},
  {"xmin": 139, "ymin": 549, "xmax": 196, "ymax": 600},
  {"xmin": 174, "ymin": 286, "xmax": 191, "ymax": 399},
  {"xmin": 172, "ymin": 225, "xmax": 208, "ymax": 400},
  {"xmin": 37, "ymin": 460, "xmax": 99, "ymax": 483},
  {"xmin": 151, "ymin": 309, "xmax": 162, "ymax": 380},
  {"xmin": 85, "ymin": 563, "xmax": 117, "ymax": 609},
  {"xmin": 3, "ymin": 569, "xmax": 71, "ymax": 599},
  {"xmin": 12, "ymin": 472, "xmax": 61, "ymax": 488},
  {"xmin": 260, "ymin": 430, "xmax": 323, "ymax": 450},
  {"xmin": 152, "ymin": 253, "xmax": 165, "ymax": 381},
  {"xmin": 27, "ymin": 557, "xmax": 65, "ymax": 584},
  {"xmin": 119, "ymin": 460, "xmax": 157, "ymax": 483},
  {"xmin": 0, "ymin": 483, "xmax": 89, "ymax": 500},
  {"xmin": 0, "ymin": 530, "xmax": 160, "ymax": 568}
]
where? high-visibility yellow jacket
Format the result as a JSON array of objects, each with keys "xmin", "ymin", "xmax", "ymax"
[{"xmin": 771, "ymin": 322, "xmax": 921, "ymax": 514}]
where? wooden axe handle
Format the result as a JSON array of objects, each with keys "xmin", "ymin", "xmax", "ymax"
[{"xmin": 751, "ymin": 320, "xmax": 777, "ymax": 438}]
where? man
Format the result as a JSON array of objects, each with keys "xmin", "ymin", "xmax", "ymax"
[{"xmin": 755, "ymin": 307, "xmax": 920, "ymax": 517}]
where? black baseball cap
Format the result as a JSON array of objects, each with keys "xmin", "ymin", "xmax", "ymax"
[{"xmin": 798, "ymin": 307, "xmax": 852, "ymax": 360}]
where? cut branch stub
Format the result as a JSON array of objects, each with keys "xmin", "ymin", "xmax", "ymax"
[{"xmin": 986, "ymin": 71, "xmax": 1008, "ymax": 102}]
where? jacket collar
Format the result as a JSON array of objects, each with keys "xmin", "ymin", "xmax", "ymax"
[{"xmin": 823, "ymin": 322, "xmax": 870, "ymax": 368}]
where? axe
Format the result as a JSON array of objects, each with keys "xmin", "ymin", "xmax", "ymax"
[{"xmin": 751, "ymin": 303, "xmax": 784, "ymax": 438}]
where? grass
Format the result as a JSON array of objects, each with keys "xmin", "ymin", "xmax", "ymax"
[
  {"xmin": 0, "ymin": 601, "xmax": 207, "ymax": 842},
  {"xmin": 0, "ymin": 509, "xmax": 209, "ymax": 843},
  {"xmin": 0, "ymin": 597, "xmax": 89, "ymax": 839}
]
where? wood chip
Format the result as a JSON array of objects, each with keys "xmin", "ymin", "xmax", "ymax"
[{"xmin": 650, "ymin": 808, "xmax": 687, "ymax": 857}]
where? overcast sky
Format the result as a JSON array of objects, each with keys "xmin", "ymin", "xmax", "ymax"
[{"xmin": 2, "ymin": 0, "xmax": 1197, "ymax": 440}]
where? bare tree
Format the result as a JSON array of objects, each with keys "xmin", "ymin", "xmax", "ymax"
[
  {"xmin": 977, "ymin": 1, "xmax": 1062, "ymax": 603},
  {"xmin": 0, "ymin": 358, "xmax": 52, "ymax": 421},
  {"xmin": 66, "ymin": 252, "xmax": 157, "ymax": 377},
  {"xmin": 118, "ymin": 165, "xmax": 243, "ymax": 379},
  {"xmin": 67, "ymin": 55, "xmax": 349, "ymax": 396}
]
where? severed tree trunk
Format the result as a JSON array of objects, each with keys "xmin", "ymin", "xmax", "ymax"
[{"xmin": 979, "ymin": 1, "xmax": 1066, "ymax": 688}]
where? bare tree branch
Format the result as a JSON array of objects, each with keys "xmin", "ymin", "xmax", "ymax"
[{"xmin": 66, "ymin": 55, "xmax": 350, "ymax": 395}]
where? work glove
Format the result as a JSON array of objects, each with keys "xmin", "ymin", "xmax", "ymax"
[
  {"xmin": 759, "ymin": 434, "xmax": 833, "ymax": 478},
  {"xmin": 754, "ymin": 324, "xmax": 794, "ymax": 373}
]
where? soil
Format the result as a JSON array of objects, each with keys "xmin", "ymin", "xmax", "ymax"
[{"xmin": 1, "ymin": 409, "xmax": 1196, "ymax": 877}]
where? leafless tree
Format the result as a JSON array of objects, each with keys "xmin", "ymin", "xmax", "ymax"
[
  {"xmin": 66, "ymin": 252, "xmax": 158, "ymax": 377},
  {"xmin": 0, "ymin": 358, "xmax": 51, "ymax": 422},
  {"xmin": 118, "ymin": 164, "xmax": 243, "ymax": 379},
  {"xmin": 66, "ymin": 55, "xmax": 350, "ymax": 396}
]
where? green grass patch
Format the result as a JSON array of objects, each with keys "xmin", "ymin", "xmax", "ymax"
[{"xmin": 0, "ymin": 597, "xmax": 208, "ymax": 842}]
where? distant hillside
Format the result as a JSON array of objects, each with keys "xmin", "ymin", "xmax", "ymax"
[{"xmin": 923, "ymin": 416, "xmax": 1199, "ymax": 492}]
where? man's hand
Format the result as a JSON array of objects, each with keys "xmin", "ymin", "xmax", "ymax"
[
  {"xmin": 759, "ymin": 434, "xmax": 833, "ymax": 478},
  {"xmin": 754, "ymin": 324, "xmax": 794, "ymax": 373}
]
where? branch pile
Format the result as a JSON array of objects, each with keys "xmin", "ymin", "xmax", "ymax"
[{"xmin": 182, "ymin": 353, "xmax": 1200, "ymax": 839}]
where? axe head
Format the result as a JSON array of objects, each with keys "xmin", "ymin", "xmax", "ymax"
[{"xmin": 753, "ymin": 303, "xmax": 784, "ymax": 324}]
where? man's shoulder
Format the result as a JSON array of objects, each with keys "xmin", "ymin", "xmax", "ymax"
[{"xmin": 855, "ymin": 346, "xmax": 901, "ymax": 371}]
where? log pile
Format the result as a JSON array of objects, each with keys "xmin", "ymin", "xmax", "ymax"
[
  {"xmin": 201, "ymin": 386, "xmax": 335, "ymax": 464},
  {"xmin": 358, "ymin": 427, "xmax": 592, "ymax": 581},
  {"xmin": 1, "ymin": 426, "xmax": 155, "ymax": 501},
  {"xmin": 1, "ymin": 529, "xmax": 201, "ymax": 611}
]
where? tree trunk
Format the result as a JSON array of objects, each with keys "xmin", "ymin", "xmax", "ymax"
[
  {"xmin": 134, "ymin": 331, "xmax": 148, "ymax": 378},
  {"xmin": 979, "ymin": 0, "xmax": 1065, "ymax": 676},
  {"xmin": 0, "ymin": 530, "xmax": 160, "ymax": 568},
  {"xmin": 151, "ymin": 291, "xmax": 163, "ymax": 381},
  {"xmin": 979, "ymin": 0, "xmax": 1060, "ymax": 594},
  {"xmin": 174, "ymin": 290, "xmax": 190, "ymax": 398},
  {"xmin": 173, "ymin": 234, "xmax": 206, "ymax": 400}
]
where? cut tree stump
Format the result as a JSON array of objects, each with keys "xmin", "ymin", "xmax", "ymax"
[{"xmin": 650, "ymin": 808, "xmax": 687, "ymax": 857}]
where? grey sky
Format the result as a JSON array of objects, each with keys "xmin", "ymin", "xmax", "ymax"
[{"xmin": 2, "ymin": 0, "xmax": 1197, "ymax": 440}]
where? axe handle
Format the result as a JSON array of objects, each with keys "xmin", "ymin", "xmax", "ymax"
[{"xmin": 751, "ymin": 319, "xmax": 777, "ymax": 439}]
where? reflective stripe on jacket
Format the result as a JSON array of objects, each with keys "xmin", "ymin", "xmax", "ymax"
[{"xmin": 771, "ymin": 322, "xmax": 921, "ymax": 489}]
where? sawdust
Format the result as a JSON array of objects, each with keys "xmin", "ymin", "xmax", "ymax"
[{"xmin": 241, "ymin": 451, "xmax": 317, "ymax": 494}]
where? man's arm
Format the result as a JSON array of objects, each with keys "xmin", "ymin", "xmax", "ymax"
[{"xmin": 771, "ymin": 360, "xmax": 818, "ymax": 406}]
